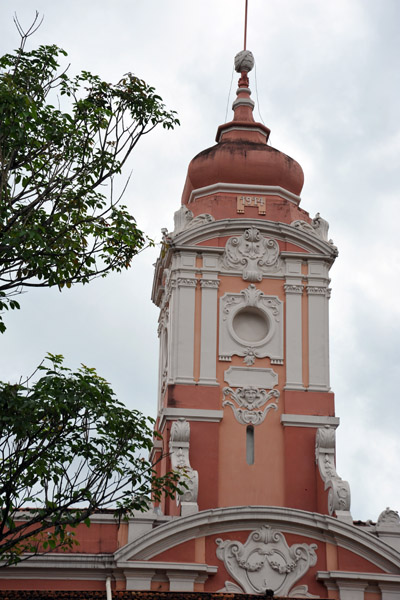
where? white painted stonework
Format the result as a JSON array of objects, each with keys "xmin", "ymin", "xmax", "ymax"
[
  {"xmin": 221, "ymin": 227, "xmax": 282, "ymax": 281},
  {"xmin": 199, "ymin": 277, "xmax": 219, "ymax": 385},
  {"xmin": 315, "ymin": 426, "xmax": 352, "ymax": 521},
  {"xmin": 169, "ymin": 419, "xmax": 199, "ymax": 514},
  {"xmin": 224, "ymin": 366, "xmax": 278, "ymax": 389},
  {"xmin": 222, "ymin": 386, "xmax": 279, "ymax": 425},
  {"xmin": 219, "ymin": 284, "xmax": 283, "ymax": 364},
  {"xmin": 216, "ymin": 524, "xmax": 318, "ymax": 596}
]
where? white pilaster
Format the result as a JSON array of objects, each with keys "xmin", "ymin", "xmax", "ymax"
[
  {"xmin": 125, "ymin": 569, "xmax": 155, "ymax": 590},
  {"xmin": 337, "ymin": 581, "xmax": 367, "ymax": 600},
  {"xmin": 199, "ymin": 278, "xmax": 220, "ymax": 385},
  {"xmin": 380, "ymin": 583, "xmax": 400, "ymax": 600},
  {"xmin": 307, "ymin": 284, "xmax": 330, "ymax": 392},
  {"xmin": 172, "ymin": 276, "xmax": 197, "ymax": 384},
  {"xmin": 284, "ymin": 283, "xmax": 304, "ymax": 390},
  {"xmin": 167, "ymin": 570, "xmax": 198, "ymax": 592}
]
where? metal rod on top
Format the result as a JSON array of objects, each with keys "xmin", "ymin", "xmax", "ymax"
[{"xmin": 244, "ymin": 0, "xmax": 248, "ymax": 50}]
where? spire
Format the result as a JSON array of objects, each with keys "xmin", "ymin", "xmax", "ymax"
[
  {"xmin": 232, "ymin": 50, "xmax": 256, "ymax": 122},
  {"xmin": 216, "ymin": 50, "xmax": 270, "ymax": 143}
]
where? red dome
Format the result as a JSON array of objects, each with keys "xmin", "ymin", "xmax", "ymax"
[
  {"xmin": 183, "ymin": 139, "xmax": 304, "ymax": 199},
  {"xmin": 181, "ymin": 70, "xmax": 304, "ymax": 204}
]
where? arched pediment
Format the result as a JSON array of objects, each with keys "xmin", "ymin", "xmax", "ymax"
[
  {"xmin": 115, "ymin": 506, "xmax": 400, "ymax": 575},
  {"xmin": 171, "ymin": 218, "xmax": 337, "ymax": 259}
]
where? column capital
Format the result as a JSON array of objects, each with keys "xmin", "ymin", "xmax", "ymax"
[
  {"xmin": 306, "ymin": 285, "xmax": 327, "ymax": 296},
  {"xmin": 200, "ymin": 278, "xmax": 220, "ymax": 289},
  {"xmin": 177, "ymin": 277, "xmax": 197, "ymax": 288},
  {"xmin": 284, "ymin": 283, "xmax": 304, "ymax": 294}
]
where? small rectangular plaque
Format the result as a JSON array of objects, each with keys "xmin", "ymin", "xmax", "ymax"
[
  {"xmin": 224, "ymin": 366, "xmax": 278, "ymax": 389},
  {"xmin": 237, "ymin": 195, "xmax": 266, "ymax": 215}
]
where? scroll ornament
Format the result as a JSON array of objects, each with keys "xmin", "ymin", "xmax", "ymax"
[
  {"xmin": 216, "ymin": 525, "xmax": 318, "ymax": 597},
  {"xmin": 169, "ymin": 419, "xmax": 198, "ymax": 507},
  {"xmin": 290, "ymin": 213, "xmax": 338, "ymax": 255},
  {"xmin": 222, "ymin": 227, "xmax": 281, "ymax": 282},
  {"xmin": 172, "ymin": 205, "xmax": 214, "ymax": 235},
  {"xmin": 315, "ymin": 427, "xmax": 351, "ymax": 516},
  {"xmin": 222, "ymin": 386, "xmax": 279, "ymax": 426},
  {"xmin": 377, "ymin": 507, "xmax": 400, "ymax": 527}
]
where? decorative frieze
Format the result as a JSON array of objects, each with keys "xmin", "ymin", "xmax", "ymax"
[
  {"xmin": 315, "ymin": 426, "xmax": 351, "ymax": 519},
  {"xmin": 222, "ymin": 386, "xmax": 279, "ymax": 425},
  {"xmin": 216, "ymin": 525, "xmax": 318, "ymax": 597},
  {"xmin": 222, "ymin": 227, "xmax": 282, "ymax": 281}
]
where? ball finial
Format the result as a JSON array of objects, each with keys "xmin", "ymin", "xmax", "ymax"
[{"xmin": 234, "ymin": 50, "xmax": 254, "ymax": 73}]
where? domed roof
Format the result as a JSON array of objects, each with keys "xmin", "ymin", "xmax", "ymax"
[{"xmin": 181, "ymin": 52, "xmax": 304, "ymax": 204}]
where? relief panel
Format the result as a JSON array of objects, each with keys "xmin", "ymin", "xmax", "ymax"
[
  {"xmin": 221, "ymin": 227, "xmax": 283, "ymax": 281},
  {"xmin": 216, "ymin": 525, "xmax": 318, "ymax": 597}
]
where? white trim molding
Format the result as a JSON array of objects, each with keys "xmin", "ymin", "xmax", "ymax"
[
  {"xmin": 159, "ymin": 408, "xmax": 224, "ymax": 432},
  {"xmin": 120, "ymin": 561, "xmax": 218, "ymax": 592},
  {"xmin": 315, "ymin": 427, "xmax": 352, "ymax": 521},
  {"xmin": 281, "ymin": 415, "xmax": 340, "ymax": 429},
  {"xmin": 187, "ymin": 183, "xmax": 301, "ymax": 206},
  {"xmin": 317, "ymin": 571, "xmax": 400, "ymax": 600}
]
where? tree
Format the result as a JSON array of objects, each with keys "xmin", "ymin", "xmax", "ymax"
[
  {"xmin": 0, "ymin": 354, "xmax": 179, "ymax": 567},
  {"xmin": 0, "ymin": 15, "xmax": 179, "ymax": 332},
  {"xmin": 0, "ymin": 20, "xmax": 181, "ymax": 566}
]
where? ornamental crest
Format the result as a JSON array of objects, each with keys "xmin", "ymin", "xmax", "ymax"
[
  {"xmin": 222, "ymin": 386, "xmax": 279, "ymax": 425},
  {"xmin": 216, "ymin": 525, "xmax": 318, "ymax": 597},
  {"xmin": 222, "ymin": 227, "xmax": 281, "ymax": 281}
]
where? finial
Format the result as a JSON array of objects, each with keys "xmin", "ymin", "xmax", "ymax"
[{"xmin": 234, "ymin": 50, "xmax": 254, "ymax": 74}]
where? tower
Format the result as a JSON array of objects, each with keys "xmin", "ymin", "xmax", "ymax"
[{"xmin": 151, "ymin": 49, "xmax": 343, "ymax": 519}]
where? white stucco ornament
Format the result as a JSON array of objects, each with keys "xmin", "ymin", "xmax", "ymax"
[
  {"xmin": 377, "ymin": 507, "xmax": 400, "ymax": 526},
  {"xmin": 219, "ymin": 284, "xmax": 283, "ymax": 364},
  {"xmin": 315, "ymin": 426, "xmax": 351, "ymax": 520},
  {"xmin": 290, "ymin": 213, "xmax": 338, "ymax": 254},
  {"xmin": 234, "ymin": 49, "xmax": 255, "ymax": 73},
  {"xmin": 222, "ymin": 227, "xmax": 281, "ymax": 282},
  {"xmin": 172, "ymin": 205, "xmax": 214, "ymax": 236},
  {"xmin": 169, "ymin": 419, "xmax": 198, "ymax": 514},
  {"xmin": 222, "ymin": 386, "xmax": 279, "ymax": 425},
  {"xmin": 216, "ymin": 525, "xmax": 318, "ymax": 597}
]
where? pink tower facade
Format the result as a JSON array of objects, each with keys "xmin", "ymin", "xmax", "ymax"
[{"xmin": 2, "ymin": 51, "xmax": 400, "ymax": 599}]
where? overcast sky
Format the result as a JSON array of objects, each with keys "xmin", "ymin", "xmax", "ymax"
[{"xmin": 1, "ymin": 0, "xmax": 400, "ymax": 522}]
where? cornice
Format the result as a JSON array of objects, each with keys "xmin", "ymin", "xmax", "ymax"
[
  {"xmin": 281, "ymin": 414, "xmax": 340, "ymax": 429},
  {"xmin": 317, "ymin": 571, "xmax": 400, "ymax": 584},
  {"xmin": 187, "ymin": 183, "xmax": 301, "ymax": 206},
  {"xmin": 158, "ymin": 408, "xmax": 224, "ymax": 433},
  {"xmin": 0, "ymin": 552, "xmax": 115, "ymax": 578}
]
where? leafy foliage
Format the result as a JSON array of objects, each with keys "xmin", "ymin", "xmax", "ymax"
[
  {"xmin": 0, "ymin": 354, "xmax": 179, "ymax": 567},
  {"xmin": 0, "ymin": 26, "xmax": 179, "ymax": 331}
]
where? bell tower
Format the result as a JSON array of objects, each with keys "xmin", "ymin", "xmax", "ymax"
[{"xmin": 151, "ymin": 49, "xmax": 349, "ymax": 522}]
